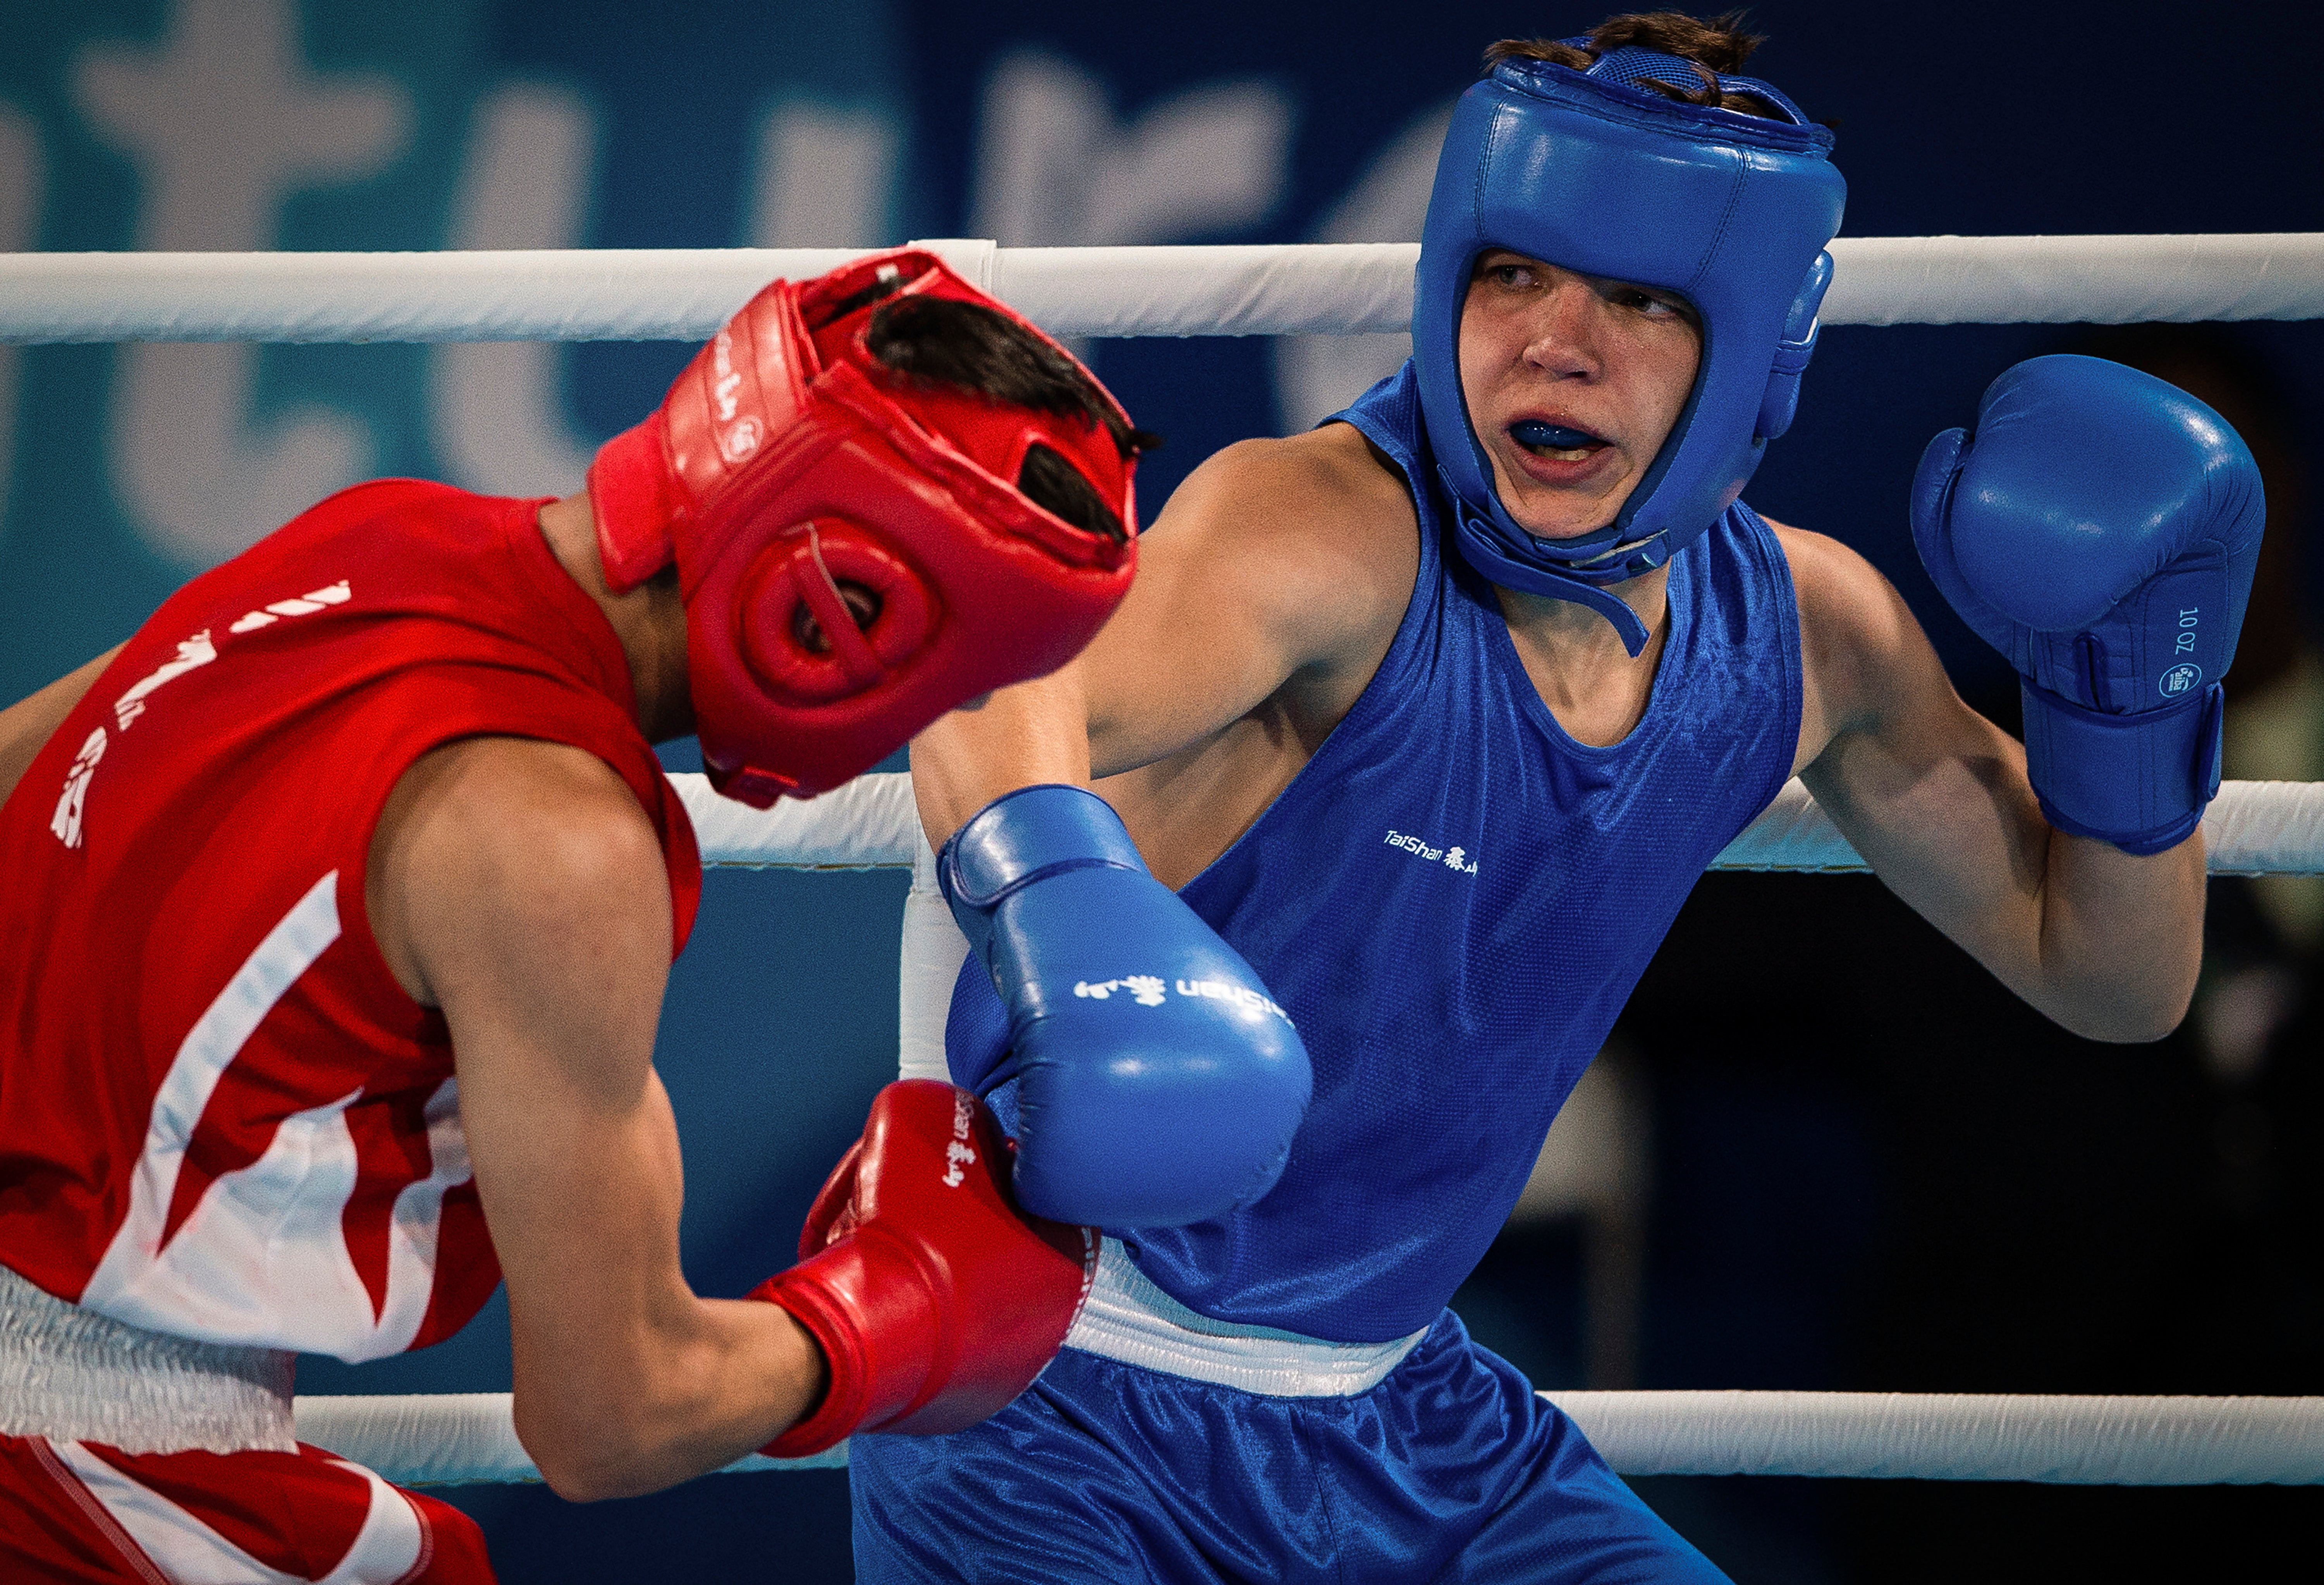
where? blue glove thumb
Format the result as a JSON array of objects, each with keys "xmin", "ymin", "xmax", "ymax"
[{"xmin": 1910, "ymin": 423, "xmax": 2017, "ymax": 660}]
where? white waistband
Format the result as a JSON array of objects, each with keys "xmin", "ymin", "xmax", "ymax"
[
  {"xmin": 0, "ymin": 1264, "xmax": 297, "ymax": 1454},
  {"xmin": 1061, "ymin": 1238, "xmax": 1430, "ymax": 1397}
]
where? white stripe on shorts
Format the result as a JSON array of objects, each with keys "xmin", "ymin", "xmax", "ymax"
[{"xmin": 1062, "ymin": 1238, "xmax": 1429, "ymax": 1397}]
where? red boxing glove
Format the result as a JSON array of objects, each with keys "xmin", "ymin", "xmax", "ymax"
[{"xmin": 750, "ymin": 1080, "xmax": 1095, "ymax": 1457}]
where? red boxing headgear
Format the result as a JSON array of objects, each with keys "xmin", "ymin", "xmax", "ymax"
[{"xmin": 587, "ymin": 249, "xmax": 1140, "ymax": 805}]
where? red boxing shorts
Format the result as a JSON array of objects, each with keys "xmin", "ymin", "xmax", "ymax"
[{"xmin": 0, "ymin": 1435, "xmax": 494, "ymax": 1584}]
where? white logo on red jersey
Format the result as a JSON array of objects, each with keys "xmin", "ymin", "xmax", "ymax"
[
  {"xmin": 49, "ymin": 726, "xmax": 107, "ymax": 849},
  {"xmin": 112, "ymin": 629, "xmax": 218, "ymax": 730},
  {"xmin": 107, "ymin": 584, "xmax": 352, "ymax": 737},
  {"xmin": 50, "ymin": 581, "xmax": 352, "ymax": 853},
  {"xmin": 226, "ymin": 578, "xmax": 352, "ymax": 635}
]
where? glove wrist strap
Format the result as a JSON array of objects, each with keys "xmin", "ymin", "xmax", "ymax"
[
  {"xmin": 2020, "ymin": 677, "xmax": 2223, "ymax": 857},
  {"xmin": 749, "ymin": 1237, "xmax": 935, "ymax": 1458},
  {"xmin": 937, "ymin": 785, "xmax": 1150, "ymax": 950}
]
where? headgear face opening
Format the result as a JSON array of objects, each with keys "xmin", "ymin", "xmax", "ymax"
[
  {"xmin": 588, "ymin": 249, "xmax": 1140, "ymax": 805},
  {"xmin": 1414, "ymin": 44, "xmax": 1845, "ymax": 654}
]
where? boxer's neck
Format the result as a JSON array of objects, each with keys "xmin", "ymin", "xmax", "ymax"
[
  {"xmin": 1492, "ymin": 566, "xmax": 1671, "ymax": 748},
  {"xmin": 536, "ymin": 492, "xmax": 694, "ymax": 744}
]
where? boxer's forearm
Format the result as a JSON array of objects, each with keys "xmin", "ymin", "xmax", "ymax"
[
  {"xmin": 2023, "ymin": 825, "xmax": 2206, "ymax": 1043},
  {"xmin": 394, "ymin": 737, "xmax": 832, "ymax": 1496},
  {"xmin": 1907, "ymin": 775, "xmax": 2205, "ymax": 1043},
  {"xmin": 1791, "ymin": 530, "xmax": 2207, "ymax": 1046},
  {"xmin": 483, "ymin": 1069, "xmax": 830, "ymax": 1500},
  {"xmin": 512, "ymin": 1291, "xmax": 826, "ymax": 1501},
  {"xmin": 1825, "ymin": 734, "xmax": 2206, "ymax": 1045},
  {"xmin": 909, "ymin": 668, "xmax": 1093, "ymax": 846}
]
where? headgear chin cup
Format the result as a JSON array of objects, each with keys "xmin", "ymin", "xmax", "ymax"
[
  {"xmin": 1415, "ymin": 46, "xmax": 1846, "ymax": 655},
  {"xmin": 588, "ymin": 249, "xmax": 1139, "ymax": 805}
]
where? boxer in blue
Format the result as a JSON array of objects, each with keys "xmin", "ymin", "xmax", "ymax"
[{"xmin": 859, "ymin": 12, "xmax": 2266, "ymax": 1580}]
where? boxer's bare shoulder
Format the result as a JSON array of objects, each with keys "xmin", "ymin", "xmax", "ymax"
[
  {"xmin": 1767, "ymin": 518, "xmax": 1928, "ymax": 774},
  {"xmin": 1079, "ymin": 423, "xmax": 1418, "ymax": 781},
  {"xmin": 365, "ymin": 735, "xmax": 670, "ymax": 1024},
  {"xmin": 1157, "ymin": 422, "xmax": 1418, "ymax": 658}
]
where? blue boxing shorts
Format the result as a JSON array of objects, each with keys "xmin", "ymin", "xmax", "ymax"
[{"xmin": 848, "ymin": 1240, "xmax": 1729, "ymax": 1584}]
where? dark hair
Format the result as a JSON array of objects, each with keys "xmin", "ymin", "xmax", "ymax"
[
  {"xmin": 1016, "ymin": 442, "xmax": 1128, "ymax": 545},
  {"xmin": 1485, "ymin": 11, "xmax": 1788, "ymax": 122},
  {"xmin": 856, "ymin": 292, "xmax": 1158, "ymax": 544}
]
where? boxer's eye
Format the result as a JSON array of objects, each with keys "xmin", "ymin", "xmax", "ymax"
[{"xmin": 791, "ymin": 580, "xmax": 883, "ymax": 653}]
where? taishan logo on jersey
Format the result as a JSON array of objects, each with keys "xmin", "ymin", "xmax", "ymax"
[
  {"xmin": 1384, "ymin": 828, "xmax": 1479, "ymax": 876},
  {"xmin": 50, "ymin": 579, "xmax": 355, "ymax": 849}
]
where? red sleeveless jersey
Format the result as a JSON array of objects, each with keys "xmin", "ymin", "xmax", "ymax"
[{"xmin": 0, "ymin": 480, "xmax": 701, "ymax": 1361}]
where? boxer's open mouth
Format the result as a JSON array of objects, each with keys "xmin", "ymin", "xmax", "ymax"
[{"xmin": 1511, "ymin": 419, "xmax": 1608, "ymax": 461}]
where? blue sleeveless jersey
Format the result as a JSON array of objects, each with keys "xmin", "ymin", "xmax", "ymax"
[{"xmin": 961, "ymin": 363, "xmax": 1802, "ymax": 1344}]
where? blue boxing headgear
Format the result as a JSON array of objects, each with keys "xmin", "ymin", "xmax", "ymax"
[{"xmin": 1415, "ymin": 43, "xmax": 1846, "ymax": 654}]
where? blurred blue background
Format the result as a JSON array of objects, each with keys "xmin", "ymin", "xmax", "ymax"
[{"xmin": 4, "ymin": 0, "xmax": 2322, "ymax": 1578}]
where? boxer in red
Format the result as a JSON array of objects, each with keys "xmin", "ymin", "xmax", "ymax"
[{"xmin": 0, "ymin": 249, "xmax": 1142, "ymax": 1582}]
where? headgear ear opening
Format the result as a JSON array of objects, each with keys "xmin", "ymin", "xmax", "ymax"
[
  {"xmin": 1755, "ymin": 252, "xmax": 1835, "ymax": 442},
  {"xmin": 736, "ymin": 523, "xmax": 939, "ymax": 706}
]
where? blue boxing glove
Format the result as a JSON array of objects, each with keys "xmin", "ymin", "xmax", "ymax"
[
  {"xmin": 937, "ymin": 784, "xmax": 1312, "ymax": 1227},
  {"xmin": 1910, "ymin": 354, "xmax": 2265, "ymax": 854}
]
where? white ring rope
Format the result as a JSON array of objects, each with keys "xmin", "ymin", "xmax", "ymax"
[
  {"xmin": 674, "ymin": 768, "xmax": 923, "ymax": 870},
  {"xmin": 287, "ymin": 1389, "xmax": 2324, "ymax": 1488},
  {"xmin": 672, "ymin": 772, "xmax": 2324, "ymax": 877},
  {"xmin": 1540, "ymin": 1391, "xmax": 2324, "ymax": 1485},
  {"xmin": 3, "ymin": 234, "xmax": 2321, "ymax": 343},
  {"xmin": 1713, "ymin": 777, "xmax": 2324, "ymax": 876},
  {"xmin": 287, "ymin": 1394, "xmax": 846, "ymax": 1487}
]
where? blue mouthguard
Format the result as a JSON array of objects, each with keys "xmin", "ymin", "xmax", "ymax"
[{"xmin": 1511, "ymin": 420, "xmax": 1602, "ymax": 450}]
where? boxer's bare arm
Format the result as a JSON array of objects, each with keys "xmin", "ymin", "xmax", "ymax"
[
  {"xmin": 0, "ymin": 644, "xmax": 124, "ymax": 811},
  {"xmin": 368, "ymin": 736, "xmax": 825, "ymax": 1501},
  {"xmin": 1780, "ymin": 524, "xmax": 2203, "ymax": 1043},
  {"xmin": 911, "ymin": 424, "xmax": 1416, "ymax": 855}
]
